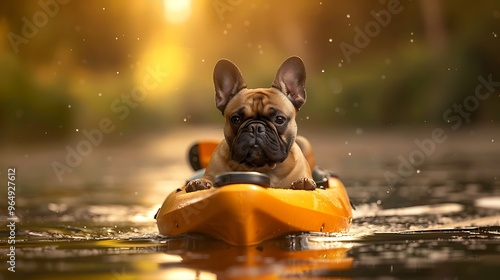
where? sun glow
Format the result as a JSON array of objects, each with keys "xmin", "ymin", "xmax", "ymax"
[
  {"xmin": 135, "ymin": 43, "xmax": 188, "ymax": 97},
  {"xmin": 163, "ymin": 0, "xmax": 192, "ymax": 24}
]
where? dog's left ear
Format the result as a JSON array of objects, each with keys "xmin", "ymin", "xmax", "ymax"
[
  {"xmin": 213, "ymin": 59, "xmax": 247, "ymax": 113},
  {"xmin": 272, "ymin": 56, "xmax": 307, "ymax": 110}
]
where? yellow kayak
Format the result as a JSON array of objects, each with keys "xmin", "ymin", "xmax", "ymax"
[{"xmin": 156, "ymin": 173, "xmax": 352, "ymax": 246}]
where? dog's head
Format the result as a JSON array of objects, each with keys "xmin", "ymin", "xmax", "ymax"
[{"xmin": 213, "ymin": 56, "xmax": 307, "ymax": 168}]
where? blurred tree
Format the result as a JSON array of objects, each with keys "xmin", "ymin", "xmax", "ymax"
[{"xmin": 0, "ymin": 0, "xmax": 498, "ymax": 145}]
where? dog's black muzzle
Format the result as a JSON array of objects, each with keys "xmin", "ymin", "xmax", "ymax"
[{"xmin": 231, "ymin": 120, "xmax": 288, "ymax": 167}]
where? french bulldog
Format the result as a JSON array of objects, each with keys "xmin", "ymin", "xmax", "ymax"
[{"xmin": 186, "ymin": 56, "xmax": 316, "ymax": 192}]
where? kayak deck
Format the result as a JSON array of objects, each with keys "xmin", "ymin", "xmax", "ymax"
[{"xmin": 156, "ymin": 177, "xmax": 352, "ymax": 246}]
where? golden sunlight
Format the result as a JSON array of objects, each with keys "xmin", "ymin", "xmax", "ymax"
[
  {"xmin": 134, "ymin": 42, "xmax": 189, "ymax": 97},
  {"xmin": 163, "ymin": 0, "xmax": 192, "ymax": 24}
]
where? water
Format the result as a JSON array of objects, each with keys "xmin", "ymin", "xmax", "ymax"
[{"xmin": 1, "ymin": 126, "xmax": 500, "ymax": 279}]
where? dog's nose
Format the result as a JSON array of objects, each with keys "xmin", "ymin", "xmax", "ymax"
[{"xmin": 247, "ymin": 122, "xmax": 266, "ymax": 134}]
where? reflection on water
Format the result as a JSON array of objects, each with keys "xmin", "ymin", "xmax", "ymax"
[
  {"xmin": 3, "ymin": 223, "xmax": 500, "ymax": 279},
  {"xmin": 1, "ymin": 128, "xmax": 500, "ymax": 279},
  {"xmin": 3, "ymin": 182, "xmax": 500, "ymax": 279}
]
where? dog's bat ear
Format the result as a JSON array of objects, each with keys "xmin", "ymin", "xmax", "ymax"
[
  {"xmin": 272, "ymin": 56, "xmax": 307, "ymax": 110},
  {"xmin": 213, "ymin": 59, "xmax": 247, "ymax": 113}
]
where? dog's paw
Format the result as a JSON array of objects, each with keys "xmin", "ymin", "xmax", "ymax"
[
  {"xmin": 186, "ymin": 179, "xmax": 213, "ymax": 193},
  {"xmin": 290, "ymin": 177, "xmax": 316, "ymax": 190}
]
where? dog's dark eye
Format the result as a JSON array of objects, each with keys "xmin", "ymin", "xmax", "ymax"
[
  {"xmin": 275, "ymin": 116, "xmax": 286, "ymax": 125},
  {"xmin": 230, "ymin": 116, "xmax": 241, "ymax": 125}
]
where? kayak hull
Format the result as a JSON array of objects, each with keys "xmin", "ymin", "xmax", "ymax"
[{"xmin": 156, "ymin": 177, "xmax": 352, "ymax": 246}]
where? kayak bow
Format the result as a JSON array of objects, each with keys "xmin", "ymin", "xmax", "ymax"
[{"xmin": 156, "ymin": 174, "xmax": 352, "ymax": 246}]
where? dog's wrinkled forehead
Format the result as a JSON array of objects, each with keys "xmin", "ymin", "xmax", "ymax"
[{"xmin": 225, "ymin": 88, "xmax": 296, "ymax": 117}]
